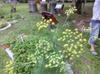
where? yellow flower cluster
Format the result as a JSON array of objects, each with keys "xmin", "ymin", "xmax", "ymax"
[
  {"xmin": 45, "ymin": 52, "xmax": 64, "ymax": 69},
  {"xmin": 27, "ymin": 54, "xmax": 37, "ymax": 66},
  {"xmin": 5, "ymin": 61, "xmax": 15, "ymax": 74},
  {"xmin": 58, "ymin": 28, "xmax": 87, "ymax": 60},
  {"xmin": 65, "ymin": 5, "xmax": 76, "ymax": 18},
  {"xmin": 36, "ymin": 39, "xmax": 51, "ymax": 53},
  {"xmin": 36, "ymin": 18, "xmax": 52, "ymax": 31}
]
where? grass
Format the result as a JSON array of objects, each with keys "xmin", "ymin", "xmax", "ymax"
[
  {"xmin": 0, "ymin": 48, "xmax": 10, "ymax": 74},
  {"xmin": 0, "ymin": 3, "xmax": 41, "ymax": 44},
  {"xmin": 1, "ymin": 2, "xmax": 100, "ymax": 74}
]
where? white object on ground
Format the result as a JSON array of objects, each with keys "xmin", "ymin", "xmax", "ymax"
[
  {"xmin": 4, "ymin": 48, "xmax": 14, "ymax": 60},
  {"xmin": 64, "ymin": 62, "xmax": 73, "ymax": 74},
  {"xmin": 0, "ymin": 22, "xmax": 11, "ymax": 31}
]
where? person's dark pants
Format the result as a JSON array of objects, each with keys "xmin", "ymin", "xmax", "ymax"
[{"xmin": 75, "ymin": 0, "xmax": 82, "ymax": 14}]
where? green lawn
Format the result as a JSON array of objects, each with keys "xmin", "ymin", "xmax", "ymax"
[
  {"xmin": 0, "ymin": 3, "xmax": 41, "ymax": 44},
  {"xmin": 1, "ymin": 3, "xmax": 100, "ymax": 74}
]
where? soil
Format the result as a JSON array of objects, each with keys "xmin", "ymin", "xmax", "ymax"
[
  {"xmin": 0, "ymin": 44, "xmax": 10, "ymax": 49},
  {"xmin": 73, "ymin": 13, "xmax": 91, "ymax": 32}
]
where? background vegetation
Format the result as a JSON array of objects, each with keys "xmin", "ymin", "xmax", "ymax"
[{"xmin": 0, "ymin": 2, "xmax": 100, "ymax": 74}]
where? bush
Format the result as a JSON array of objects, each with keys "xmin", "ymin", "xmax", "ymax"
[{"xmin": 10, "ymin": 35, "xmax": 65, "ymax": 74}]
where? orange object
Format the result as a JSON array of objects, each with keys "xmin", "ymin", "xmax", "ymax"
[{"xmin": 41, "ymin": 11, "xmax": 58, "ymax": 24}]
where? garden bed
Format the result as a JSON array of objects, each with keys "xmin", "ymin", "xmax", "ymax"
[{"xmin": 1, "ymin": 3, "xmax": 100, "ymax": 74}]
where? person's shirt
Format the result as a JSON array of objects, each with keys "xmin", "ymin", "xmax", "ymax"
[{"xmin": 92, "ymin": 0, "xmax": 100, "ymax": 20}]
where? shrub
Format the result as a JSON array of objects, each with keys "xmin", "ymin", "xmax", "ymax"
[
  {"xmin": 10, "ymin": 35, "xmax": 65, "ymax": 74},
  {"xmin": 58, "ymin": 28, "xmax": 87, "ymax": 61}
]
